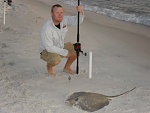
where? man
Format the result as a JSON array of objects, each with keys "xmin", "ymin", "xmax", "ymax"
[{"xmin": 39, "ymin": 4, "xmax": 84, "ymax": 76}]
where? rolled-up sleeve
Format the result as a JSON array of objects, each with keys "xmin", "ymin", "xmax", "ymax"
[{"xmin": 64, "ymin": 13, "xmax": 85, "ymax": 26}]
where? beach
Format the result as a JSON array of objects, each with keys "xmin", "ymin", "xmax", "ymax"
[{"xmin": 0, "ymin": 0, "xmax": 150, "ymax": 113}]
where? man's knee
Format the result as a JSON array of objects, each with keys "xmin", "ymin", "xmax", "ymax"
[
  {"xmin": 47, "ymin": 60, "xmax": 61, "ymax": 67},
  {"xmin": 71, "ymin": 54, "xmax": 77, "ymax": 58},
  {"xmin": 54, "ymin": 60, "xmax": 61, "ymax": 65}
]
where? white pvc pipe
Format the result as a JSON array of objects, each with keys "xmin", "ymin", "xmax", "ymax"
[
  {"xmin": 89, "ymin": 51, "xmax": 92, "ymax": 79},
  {"xmin": 3, "ymin": 1, "xmax": 6, "ymax": 25}
]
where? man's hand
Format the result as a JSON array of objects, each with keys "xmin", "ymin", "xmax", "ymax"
[
  {"xmin": 66, "ymin": 52, "xmax": 71, "ymax": 58},
  {"xmin": 76, "ymin": 5, "xmax": 83, "ymax": 15}
]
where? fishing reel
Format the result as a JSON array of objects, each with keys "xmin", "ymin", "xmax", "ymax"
[{"xmin": 73, "ymin": 43, "xmax": 87, "ymax": 56}]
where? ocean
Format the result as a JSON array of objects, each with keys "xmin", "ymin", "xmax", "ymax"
[{"xmin": 57, "ymin": 0, "xmax": 150, "ymax": 27}]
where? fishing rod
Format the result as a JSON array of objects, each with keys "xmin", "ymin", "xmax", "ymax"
[{"xmin": 73, "ymin": 0, "xmax": 86, "ymax": 74}]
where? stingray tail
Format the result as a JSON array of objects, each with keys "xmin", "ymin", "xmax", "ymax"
[{"xmin": 108, "ymin": 87, "xmax": 136, "ymax": 99}]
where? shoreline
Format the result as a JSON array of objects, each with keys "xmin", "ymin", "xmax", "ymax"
[{"xmin": 36, "ymin": 0, "xmax": 150, "ymax": 38}]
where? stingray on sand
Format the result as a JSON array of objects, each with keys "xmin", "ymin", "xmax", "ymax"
[{"xmin": 66, "ymin": 87, "xmax": 136, "ymax": 112}]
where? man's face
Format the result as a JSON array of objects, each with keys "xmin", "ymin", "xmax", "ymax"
[{"xmin": 51, "ymin": 7, "xmax": 63, "ymax": 23}]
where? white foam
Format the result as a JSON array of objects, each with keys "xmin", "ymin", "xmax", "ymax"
[{"xmin": 59, "ymin": 0, "xmax": 150, "ymax": 26}]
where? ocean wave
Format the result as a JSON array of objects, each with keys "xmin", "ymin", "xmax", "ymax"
[
  {"xmin": 96, "ymin": 7, "xmax": 150, "ymax": 26},
  {"xmin": 62, "ymin": 0, "xmax": 150, "ymax": 27}
]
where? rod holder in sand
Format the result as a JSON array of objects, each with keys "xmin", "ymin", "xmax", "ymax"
[
  {"xmin": 89, "ymin": 51, "xmax": 92, "ymax": 78},
  {"xmin": 3, "ymin": 0, "xmax": 6, "ymax": 25}
]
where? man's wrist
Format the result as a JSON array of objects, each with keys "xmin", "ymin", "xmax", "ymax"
[{"xmin": 80, "ymin": 11, "xmax": 84, "ymax": 15}]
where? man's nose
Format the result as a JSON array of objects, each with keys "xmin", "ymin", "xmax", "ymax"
[{"xmin": 58, "ymin": 13, "xmax": 63, "ymax": 15}]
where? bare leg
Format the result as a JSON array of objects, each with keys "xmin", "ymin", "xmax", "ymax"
[
  {"xmin": 63, "ymin": 55, "xmax": 77, "ymax": 74},
  {"xmin": 47, "ymin": 60, "xmax": 60, "ymax": 76}
]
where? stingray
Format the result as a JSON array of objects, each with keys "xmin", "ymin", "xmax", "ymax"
[{"xmin": 66, "ymin": 87, "xmax": 136, "ymax": 112}]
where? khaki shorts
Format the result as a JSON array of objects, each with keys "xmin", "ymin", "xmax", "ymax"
[{"xmin": 40, "ymin": 42, "xmax": 76, "ymax": 63}]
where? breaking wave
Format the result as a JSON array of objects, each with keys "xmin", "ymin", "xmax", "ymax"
[{"xmin": 60, "ymin": 0, "xmax": 150, "ymax": 27}]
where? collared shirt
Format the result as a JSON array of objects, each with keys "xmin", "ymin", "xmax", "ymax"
[{"xmin": 39, "ymin": 14, "xmax": 85, "ymax": 56}]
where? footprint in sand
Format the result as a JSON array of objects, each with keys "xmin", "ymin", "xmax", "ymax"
[
  {"xmin": 0, "ymin": 25, "xmax": 3, "ymax": 33},
  {"xmin": 79, "ymin": 69, "xmax": 87, "ymax": 74},
  {"xmin": 2, "ymin": 27, "xmax": 17, "ymax": 34},
  {"xmin": 36, "ymin": 17, "xmax": 44, "ymax": 23},
  {"xmin": 0, "ymin": 30, "xmax": 3, "ymax": 33},
  {"xmin": 0, "ymin": 27, "xmax": 11, "ymax": 32},
  {"xmin": 2, "ymin": 61, "xmax": 15, "ymax": 67},
  {"xmin": 4, "ymin": 27, "xmax": 12, "ymax": 31},
  {"xmin": 1, "ymin": 43, "xmax": 8, "ymax": 48}
]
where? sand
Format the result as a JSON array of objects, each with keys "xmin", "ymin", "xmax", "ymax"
[{"xmin": 0, "ymin": 0, "xmax": 150, "ymax": 113}]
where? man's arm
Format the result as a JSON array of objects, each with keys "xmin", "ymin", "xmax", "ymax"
[
  {"xmin": 41, "ymin": 30, "xmax": 68, "ymax": 56},
  {"xmin": 64, "ymin": 5, "xmax": 85, "ymax": 26},
  {"xmin": 76, "ymin": 5, "xmax": 84, "ymax": 15}
]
